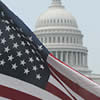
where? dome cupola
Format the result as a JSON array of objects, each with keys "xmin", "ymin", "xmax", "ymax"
[
  {"xmin": 49, "ymin": 0, "xmax": 64, "ymax": 8},
  {"xmin": 35, "ymin": 0, "xmax": 78, "ymax": 30}
]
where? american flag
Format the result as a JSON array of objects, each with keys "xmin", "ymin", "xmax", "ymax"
[{"xmin": 0, "ymin": 1, "xmax": 100, "ymax": 100}]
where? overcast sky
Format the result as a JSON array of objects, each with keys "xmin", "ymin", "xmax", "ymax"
[{"xmin": 2, "ymin": 0, "xmax": 100, "ymax": 74}]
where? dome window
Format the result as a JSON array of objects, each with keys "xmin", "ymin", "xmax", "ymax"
[
  {"xmin": 49, "ymin": 37, "xmax": 51, "ymax": 43},
  {"xmin": 77, "ymin": 38, "xmax": 79, "ymax": 44},
  {"xmin": 57, "ymin": 19, "xmax": 59, "ymax": 23},
  {"xmin": 45, "ymin": 37, "xmax": 47, "ymax": 43},
  {"xmin": 53, "ymin": 37, "xmax": 56, "ymax": 43},
  {"xmin": 61, "ymin": 19, "xmax": 63, "ymax": 23},
  {"xmin": 66, "ymin": 37, "xmax": 69, "ymax": 43},
  {"xmin": 67, "ymin": 20, "xmax": 69, "ymax": 24},
  {"xmin": 74, "ymin": 38, "xmax": 76, "ymax": 43},
  {"xmin": 62, "ymin": 37, "xmax": 65, "ymax": 43},
  {"xmin": 54, "ymin": 19, "xmax": 56, "ymax": 23},
  {"xmin": 64, "ymin": 19, "xmax": 66, "ymax": 23},
  {"xmin": 70, "ymin": 20, "xmax": 72, "ymax": 25},
  {"xmin": 41, "ymin": 37, "xmax": 43, "ymax": 42},
  {"xmin": 58, "ymin": 37, "xmax": 60, "ymax": 43},
  {"xmin": 50, "ymin": 19, "xmax": 52, "ymax": 23},
  {"xmin": 70, "ymin": 37, "xmax": 72, "ymax": 43}
]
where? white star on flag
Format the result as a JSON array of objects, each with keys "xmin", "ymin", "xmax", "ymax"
[
  {"xmin": 29, "ymin": 57, "xmax": 34, "ymax": 63},
  {"xmin": 8, "ymin": 55, "xmax": 14, "ymax": 61},
  {"xmin": 24, "ymin": 68, "xmax": 30, "ymax": 75},
  {"xmin": 5, "ymin": 26, "xmax": 11, "ymax": 32},
  {"xmin": 25, "ymin": 49, "xmax": 29, "ymax": 54},
  {"xmin": 12, "ymin": 63, "xmax": 18, "ymax": 70},
  {"xmin": 17, "ymin": 51, "xmax": 22, "ymax": 57},
  {"xmin": 1, "ymin": 38, "xmax": 6, "ymax": 44},
  {"xmin": 13, "ymin": 43, "xmax": 19, "ymax": 49},
  {"xmin": 9, "ymin": 34, "xmax": 15, "ymax": 40},
  {"xmin": 40, "ymin": 65, "xmax": 44, "ymax": 70},
  {"xmin": 20, "ymin": 60, "xmax": 26, "ymax": 66},
  {"xmin": 32, "ymin": 66, "xmax": 37, "ymax": 71},
  {"xmin": 5, "ymin": 46, "xmax": 10, "ymax": 53},
  {"xmin": 0, "ymin": 59, "xmax": 5, "ymax": 66},
  {"xmin": 36, "ymin": 74, "xmax": 41, "ymax": 80},
  {"xmin": 21, "ymin": 41, "xmax": 25, "ymax": 46}
]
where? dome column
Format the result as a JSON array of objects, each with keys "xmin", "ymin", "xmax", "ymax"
[
  {"xmin": 71, "ymin": 52, "xmax": 74, "ymax": 65},
  {"xmin": 56, "ymin": 51, "xmax": 59, "ymax": 59},
  {"xmin": 83, "ymin": 53, "xmax": 85, "ymax": 67},
  {"xmin": 81, "ymin": 53, "xmax": 83, "ymax": 66},
  {"xmin": 85, "ymin": 53, "xmax": 88, "ymax": 66},
  {"xmin": 65, "ymin": 51, "xmax": 68, "ymax": 64},
  {"xmin": 61, "ymin": 51, "xmax": 63, "ymax": 61},
  {"xmin": 79, "ymin": 52, "xmax": 82, "ymax": 66},
  {"xmin": 75, "ymin": 52, "xmax": 78, "ymax": 66}
]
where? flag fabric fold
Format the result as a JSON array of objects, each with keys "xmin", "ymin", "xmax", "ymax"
[{"xmin": 0, "ymin": 1, "xmax": 100, "ymax": 100}]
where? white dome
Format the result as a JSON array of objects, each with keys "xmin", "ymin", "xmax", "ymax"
[{"xmin": 35, "ymin": 0, "xmax": 78, "ymax": 29}]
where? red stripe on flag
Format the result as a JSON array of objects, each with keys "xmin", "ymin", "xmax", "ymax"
[
  {"xmin": 46, "ymin": 82, "xmax": 72, "ymax": 100},
  {"xmin": 0, "ymin": 85, "xmax": 41, "ymax": 100}
]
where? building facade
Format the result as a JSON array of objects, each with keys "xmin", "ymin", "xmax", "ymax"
[{"xmin": 34, "ymin": 0, "xmax": 100, "ymax": 84}]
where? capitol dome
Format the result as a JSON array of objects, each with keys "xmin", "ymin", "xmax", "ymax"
[
  {"xmin": 34, "ymin": 0, "xmax": 92, "ymax": 74},
  {"xmin": 35, "ymin": 0, "xmax": 78, "ymax": 30}
]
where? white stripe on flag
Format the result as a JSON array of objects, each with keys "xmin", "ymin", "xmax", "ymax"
[
  {"xmin": 0, "ymin": 74, "xmax": 61, "ymax": 100},
  {"xmin": 0, "ymin": 97, "xmax": 10, "ymax": 100},
  {"xmin": 47, "ymin": 54, "xmax": 100, "ymax": 97}
]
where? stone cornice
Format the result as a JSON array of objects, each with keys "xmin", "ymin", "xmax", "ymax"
[
  {"xmin": 47, "ymin": 46, "xmax": 88, "ymax": 52},
  {"xmin": 34, "ymin": 28, "xmax": 82, "ymax": 35}
]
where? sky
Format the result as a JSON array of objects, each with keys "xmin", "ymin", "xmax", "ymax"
[{"xmin": 2, "ymin": 0, "xmax": 100, "ymax": 74}]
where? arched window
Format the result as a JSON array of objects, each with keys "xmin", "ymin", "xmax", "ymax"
[
  {"xmin": 49, "ymin": 37, "xmax": 51, "ymax": 43},
  {"xmin": 70, "ymin": 37, "xmax": 72, "ymax": 43},
  {"xmin": 66, "ymin": 37, "xmax": 68, "ymax": 43},
  {"xmin": 70, "ymin": 20, "xmax": 72, "ymax": 25},
  {"xmin": 58, "ymin": 37, "xmax": 60, "ymax": 43},
  {"xmin": 41, "ymin": 37, "xmax": 43, "ymax": 42},
  {"xmin": 61, "ymin": 19, "xmax": 63, "ymax": 23},
  {"xmin": 67, "ymin": 20, "xmax": 69, "ymax": 24},
  {"xmin": 50, "ymin": 19, "xmax": 52, "ymax": 23},
  {"xmin": 54, "ymin": 19, "xmax": 55, "ymax": 23},
  {"xmin": 45, "ymin": 37, "xmax": 47, "ymax": 43},
  {"xmin": 53, "ymin": 37, "xmax": 56, "ymax": 43},
  {"xmin": 62, "ymin": 37, "xmax": 65, "ymax": 43},
  {"xmin": 57, "ymin": 19, "xmax": 59, "ymax": 23},
  {"xmin": 77, "ymin": 38, "xmax": 79, "ymax": 43},
  {"xmin": 74, "ymin": 38, "xmax": 76, "ymax": 43},
  {"xmin": 64, "ymin": 19, "xmax": 66, "ymax": 23}
]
